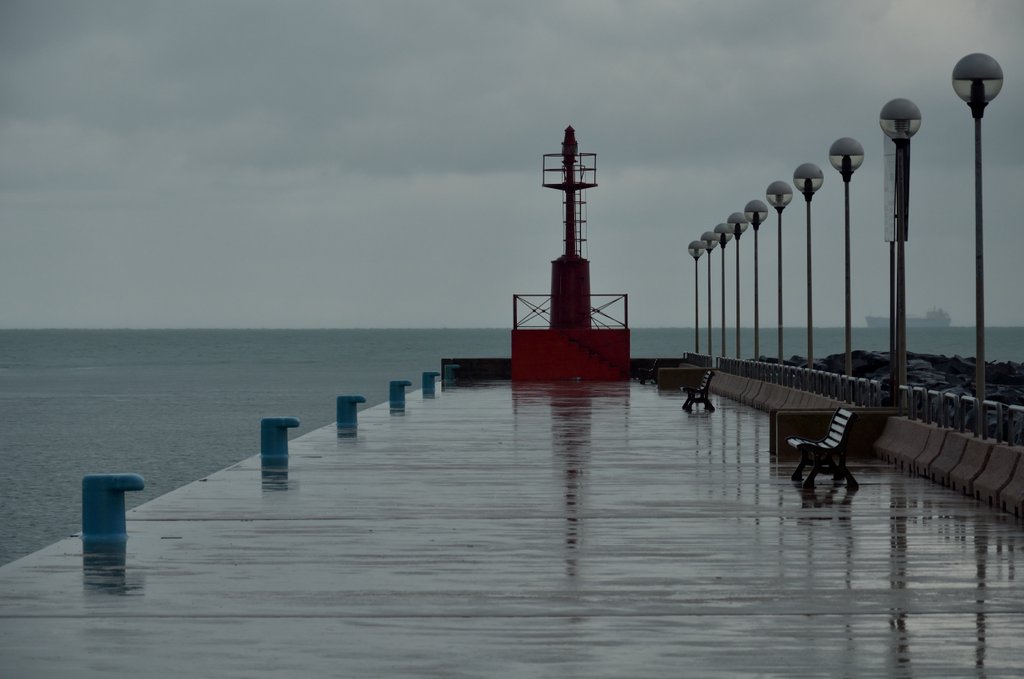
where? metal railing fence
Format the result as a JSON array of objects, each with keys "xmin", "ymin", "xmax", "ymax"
[
  {"xmin": 513, "ymin": 294, "xmax": 628, "ymax": 330},
  {"xmin": 706, "ymin": 356, "xmax": 885, "ymax": 409},
  {"xmin": 898, "ymin": 385, "xmax": 1024, "ymax": 446},
  {"xmin": 681, "ymin": 353, "xmax": 1022, "ymax": 446}
]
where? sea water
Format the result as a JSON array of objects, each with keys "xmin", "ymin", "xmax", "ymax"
[{"xmin": 2, "ymin": 326, "xmax": 1021, "ymax": 565}]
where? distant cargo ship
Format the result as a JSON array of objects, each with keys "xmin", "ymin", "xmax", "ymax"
[{"xmin": 865, "ymin": 307, "xmax": 951, "ymax": 328}]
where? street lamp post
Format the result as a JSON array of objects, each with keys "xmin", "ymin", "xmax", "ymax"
[
  {"xmin": 880, "ymin": 98, "xmax": 922, "ymax": 408},
  {"xmin": 953, "ymin": 52, "xmax": 1003, "ymax": 405},
  {"xmin": 744, "ymin": 200, "xmax": 769, "ymax": 361},
  {"xmin": 727, "ymin": 212, "xmax": 749, "ymax": 358},
  {"xmin": 766, "ymin": 181, "xmax": 793, "ymax": 366},
  {"xmin": 688, "ymin": 240, "xmax": 706, "ymax": 354},
  {"xmin": 793, "ymin": 163, "xmax": 824, "ymax": 369},
  {"xmin": 828, "ymin": 137, "xmax": 865, "ymax": 379},
  {"xmin": 701, "ymin": 231, "xmax": 719, "ymax": 357},
  {"xmin": 714, "ymin": 223, "xmax": 733, "ymax": 359}
]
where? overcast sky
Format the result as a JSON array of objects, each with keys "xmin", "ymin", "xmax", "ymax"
[{"xmin": 2, "ymin": 0, "xmax": 1022, "ymax": 329}]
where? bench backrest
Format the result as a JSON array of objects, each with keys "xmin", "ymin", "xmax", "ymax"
[
  {"xmin": 825, "ymin": 408, "xmax": 858, "ymax": 448},
  {"xmin": 699, "ymin": 370, "xmax": 714, "ymax": 391}
]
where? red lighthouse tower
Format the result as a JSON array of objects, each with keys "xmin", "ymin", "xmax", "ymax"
[
  {"xmin": 548, "ymin": 125, "xmax": 594, "ymax": 329},
  {"xmin": 511, "ymin": 126, "xmax": 630, "ymax": 380}
]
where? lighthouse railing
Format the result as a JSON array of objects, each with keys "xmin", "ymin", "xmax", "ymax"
[
  {"xmin": 512, "ymin": 295, "xmax": 552, "ymax": 329},
  {"xmin": 590, "ymin": 294, "xmax": 628, "ymax": 329},
  {"xmin": 513, "ymin": 294, "xmax": 628, "ymax": 330}
]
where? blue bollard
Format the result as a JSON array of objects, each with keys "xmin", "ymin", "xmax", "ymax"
[
  {"xmin": 443, "ymin": 363, "xmax": 460, "ymax": 387},
  {"xmin": 260, "ymin": 417, "xmax": 300, "ymax": 467},
  {"xmin": 389, "ymin": 380, "xmax": 412, "ymax": 410},
  {"xmin": 336, "ymin": 394, "xmax": 367, "ymax": 429},
  {"xmin": 82, "ymin": 473, "xmax": 146, "ymax": 547},
  {"xmin": 422, "ymin": 371, "xmax": 441, "ymax": 397}
]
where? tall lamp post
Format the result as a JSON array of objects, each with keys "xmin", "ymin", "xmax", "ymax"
[
  {"xmin": 828, "ymin": 137, "xmax": 865, "ymax": 379},
  {"xmin": 880, "ymin": 98, "xmax": 921, "ymax": 407},
  {"xmin": 727, "ymin": 212, "xmax": 749, "ymax": 358},
  {"xmin": 688, "ymin": 240, "xmax": 706, "ymax": 354},
  {"xmin": 713, "ymin": 223, "xmax": 733, "ymax": 359},
  {"xmin": 701, "ymin": 231, "xmax": 719, "ymax": 357},
  {"xmin": 953, "ymin": 52, "xmax": 1003, "ymax": 404},
  {"xmin": 793, "ymin": 163, "xmax": 824, "ymax": 369},
  {"xmin": 744, "ymin": 200, "xmax": 769, "ymax": 361},
  {"xmin": 766, "ymin": 181, "xmax": 793, "ymax": 365}
]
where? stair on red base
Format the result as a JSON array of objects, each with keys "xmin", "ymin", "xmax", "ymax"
[{"xmin": 511, "ymin": 328, "xmax": 630, "ymax": 381}]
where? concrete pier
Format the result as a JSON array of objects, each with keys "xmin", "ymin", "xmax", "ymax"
[{"xmin": 2, "ymin": 382, "xmax": 1024, "ymax": 677}]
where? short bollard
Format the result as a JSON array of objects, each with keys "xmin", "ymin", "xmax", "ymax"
[
  {"xmin": 389, "ymin": 380, "xmax": 412, "ymax": 410},
  {"xmin": 422, "ymin": 371, "xmax": 441, "ymax": 397},
  {"xmin": 82, "ymin": 473, "xmax": 146, "ymax": 547},
  {"xmin": 260, "ymin": 417, "xmax": 300, "ymax": 467},
  {"xmin": 443, "ymin": 363, "xmax": 460, "ymax": 387},
  {"xmin": 337, "ymin": 394, "xmax": 367, "ymax": 429}
]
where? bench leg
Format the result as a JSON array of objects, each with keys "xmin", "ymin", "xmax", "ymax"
[
  {"xmin": 801, "ymin": 467, "xmax": 820, "ymax": 489},
  {"xmin": 831, "ymin": 455, "xmax": 845, "ymax": 481},
  {"xmin": 800, "ymin": 451, "xmax": 831, "ymax": 488},
  {"xmin": 801, "ymin": 451, "xmax": 858, "ymax": 490},
  {"xmin": 839, "ymin": 452, "xmax": 859, "ymax": 490},
  {"xmin": 802, "ymin": 451, "xmax": 823, "ymax": 488},
  {"xmin": 791, "ymin": 456, "xmax": 807, "ymax": 483},
  {"xmin": 683, "ymin": 391, "xmax": 714, "ymax": 413}
]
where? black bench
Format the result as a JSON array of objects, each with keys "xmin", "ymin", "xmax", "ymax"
[
  {"xmin": 637, "ymin": 359, "xmax": 662, "ymax": 384},
  {"xmin": 681, "ymin": 370, "xmax": 715, "ymax": 413},
  {"xmin": 786, "ymin": 407, "xmax": 859, "ymax": 489}
]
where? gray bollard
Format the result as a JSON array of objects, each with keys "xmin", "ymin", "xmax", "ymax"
[
  {"xmin": 389, "ymin": 380, "xmax": 412, "ymax": 410},
  {"xmin": 443, "ymin": 363, "xmax": 460, "ymax": 387},
  {"xmin": 337, "ymin": 394, "xmax": 367, "ymax": 429},
  {"xmin": 82, "ymin": 473, "xmax": 146, "ymax": 547},
  {"xmin": 260, "ymin": 417, "xmax": 300, "ymax": 468},
  {"xmin": 422, "ymin": 371, "xmax": 441, "ymax": 397}
]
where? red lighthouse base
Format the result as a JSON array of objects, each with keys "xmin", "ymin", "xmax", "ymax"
[{"xmin": 511, "ymin": 328, "xmax": 630, "ymax": 381}]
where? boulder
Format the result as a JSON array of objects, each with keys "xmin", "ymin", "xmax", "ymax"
[
  {"xmin": 780, "ymin": 350, "xmax": 1024, "ymax": 407},
  {"xmin": 989, "ymin": 362, "xmax": 1024, "ymax": 386}
]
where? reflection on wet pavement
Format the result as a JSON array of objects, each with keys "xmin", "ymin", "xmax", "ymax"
[{"xmin": 1, "ymin": 381, "xmax": 1023, "ymax": 677}]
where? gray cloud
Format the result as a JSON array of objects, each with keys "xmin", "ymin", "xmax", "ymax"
[{"xmin": 2, "ymin": 0, "xmax": 1023, "ymax": 329}]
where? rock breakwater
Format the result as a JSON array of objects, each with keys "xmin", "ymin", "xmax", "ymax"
[{"xmin": 774, "ymin": 350, "xmax": 1024, "ymax": 406}]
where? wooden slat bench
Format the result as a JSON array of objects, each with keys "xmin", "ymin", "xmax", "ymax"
[{"xmin": 786, "ymin": 407, "xmax": 859, "ymax": 489}]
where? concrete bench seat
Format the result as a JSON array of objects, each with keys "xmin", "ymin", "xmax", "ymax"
[
  {"xmin": 910, "ymin": 427, "xmax": 950, "ymax": 477},
  {"xmin": 710, "ymin": 372, "xmax": 748, "ymax": 401},
  {"xmin": 997, "ymin": 450, "xmax": 1024, "ymax": 517},
  {"xmin": 873, "ymin": 417, "xmax": 930, "ymax": 471},
  {"xmin": 759, "ymin": 383, "xmax": 785, "ymax": 407},
  {"xmin": 766, "ymin": 386, "xmax": 798, "ymax": 412},
  {"xmin": 947, "ymin": 437, "xmax": 995, "ymax": 497},
  {"xmin": 924, "ymin": 432, "xmax": 969, "ymax": 486},
  {"xmin": 973, "ymin": 444, "xmax": 1022, "ymax": 507},
  {"xmin": 739, "ymin": 380, "xmax": 763, "ymax": 406}
]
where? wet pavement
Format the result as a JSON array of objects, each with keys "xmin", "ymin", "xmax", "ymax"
[{"xmin": 2, "ymin": 381, "xmax": 1023, "ymax": 677}]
